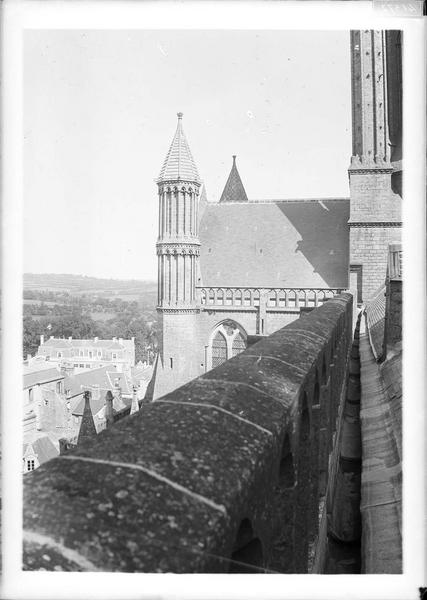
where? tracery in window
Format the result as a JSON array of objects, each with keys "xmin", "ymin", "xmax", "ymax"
[
  {"xmin": 232, "ymin": 331, "xmax": 246, "ymax": 357},
  {"xmin": 212, "ymin": 331, "xmax": 227, "ymax": 368}
]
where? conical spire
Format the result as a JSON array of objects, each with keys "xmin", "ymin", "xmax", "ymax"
[
  {"xmin": 77, "ymin": 390, "xmax": 97, "ymax": 445},
  {"xmin": 219, "ymin": 156, "xmax": 248, "ymax": 203},
  {"xmin": 158, "ymin": 113, "xmax": 200, "ymax": 183}
]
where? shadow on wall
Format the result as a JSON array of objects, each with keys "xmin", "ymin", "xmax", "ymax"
[{"xmin": 275, "ymin": 200, "xmax": 350, "ymax": 289}]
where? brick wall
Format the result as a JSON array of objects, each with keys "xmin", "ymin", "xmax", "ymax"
[{"xmin": 350, "ymin": 226, "xmax": 401, "ymax": 300}]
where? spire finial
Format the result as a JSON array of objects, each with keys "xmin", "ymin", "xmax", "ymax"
[
  {"xmin": 232, "ymin": 155, "xmax": 236, "ymax": 165},
  {"xmin": 177, "ymin": 112, "xmax": 183, "ymax": 120}
]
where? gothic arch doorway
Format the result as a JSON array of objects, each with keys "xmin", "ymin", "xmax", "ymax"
[{"xmin": 207, "ymin": 320, "xmax": 247, "ymax": 371}]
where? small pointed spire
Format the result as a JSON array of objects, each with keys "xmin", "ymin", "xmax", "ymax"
[
  {"xmin": 219, "ymin": 155, "xmax": 248, "ymax": 203},
  {"xmin": 158, "ymin": 113, "xmax": 200, "ymax": 183},
  {"xmin": 105, "ymin": 390, "xmax": 114, "ymax": 430},
  {"xmin": 130, "ymin": 385, "xmax": 139, "ymax": 415},
  {"xmin": 77, "ymin": 390, "xmax": 97, "ymax": 445}
]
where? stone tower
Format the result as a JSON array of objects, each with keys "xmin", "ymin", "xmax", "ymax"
[
  {"xmin": 153, "ymin": 113, "xmax": 202, "ymax": 399},
  {"xmin": 348, "ymin": 30, "xmax": 402, "ymax": 301}
]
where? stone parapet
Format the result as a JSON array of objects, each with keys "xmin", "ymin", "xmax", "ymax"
[{"xmin": 23, "ymin": 294, "xmax": 354, "ymax": 573}]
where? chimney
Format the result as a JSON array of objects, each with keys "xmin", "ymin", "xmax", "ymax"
[
  {"xmin": 105, "ymin": 390, "xmax": 114, "ymax": 429},
  {"xmin": 40, "ymin": 335, "xmax": 44, "ymax": 345},
  {"xmin": 131, "ymin": 337, "xmax": 135, "ymax": 342},
  {"xmin": 91, "ymin": 384, "xmax": 100, "ymax": 400},
  {"xmin": 60, "ymin": 362, "xmax": 74, "ymax": 377},
  {"xmin": 50, "ymin": 335, "xmax": 54, "ymax": 340},
  {"xmin": 118, "ymin": 338, "xmax": 123, "ymax": 345},
  {"xmin": 68, "ymin": 336, "xmax": 72, "ymax": 341},
  {"xmin": 112, "ymin": 337, "xmax": 117, "ymax": 343},
  {"xmin": 130, "ymin": 385, "xmax": 139, "ymax": 415},
  {"xmin": 94, "ymin": 336, "xmax": 98, "ymax": 343}
]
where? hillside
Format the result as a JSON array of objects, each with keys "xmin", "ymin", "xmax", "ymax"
[{"xmin": 24, "ymin": 273, "xmax": 156, "ymax": 297}]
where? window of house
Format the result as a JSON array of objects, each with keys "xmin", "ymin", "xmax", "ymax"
[
  {"xmin": 112, "ymin": 353, "xmax": 117, "ymax": 360},
  {"xmin": 79, "ymin": 350, "xmax": 84, "ymax": 357},
  {"xmin": 97, "ymin": 350, "xmax": 102, "ymax": 358},
  {"xmin": 89, "ymin": 351, "xmax": 93, "ymax": 358},
  {"xmin": 28, "ymin": 388, "xmax": 33, "ymax": 403},
  {"xmin": 26, "ymin": 459, "xmax": 35, "ymax": 472},
  {"xmin": 86, "ymin": 364, "xmax": 90, "ymax": 369},
  {"xmin": 56, "ymin": 381, "xmax": 62, "ymax": 394},
  {"xmin": 44, "ymin": 399, "xmax": 48, "ymax": 406},
  {"xmin": 79, "ymin": 363, "xmax": 84, "ymax": 368},
  {"xmin": 74, "ymin": 363, "xmax": 78, "ymax": 367}
]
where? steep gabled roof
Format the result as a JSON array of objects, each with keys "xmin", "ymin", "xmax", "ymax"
[
  {"xmin": 65, "ymin": 366, "xmax": 132, "ymax": 400},
  {"xmin": 23, "ymin": 368, "xmax": 63, "ymax": 389},
  {"xmin": 199, "ymin": 198, "xmax": 350, "ymax": 288},
  {"xmin": 23, "ymin": 434, "xmax": 58, "ymax": 465},
  {"xmin": 158, "ymin": 113, "xmax": 200, "ymax": 183},
  {"xmin": 219, "ymin": 156, "xmax": 248, "ymax": 203}
]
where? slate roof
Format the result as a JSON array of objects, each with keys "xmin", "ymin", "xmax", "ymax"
[
  {"xmin": 64, "ymin": 366, "xmax": 132, "ymax": 400},
  {"xmin": 73, "ymin": 390, "xmax": 131, "ymax": 418},
  {"xmin": 199, "ymin": 198, "xmax": 350, "ymax": 289},
  {"xmin": 23, "ymin": 368, "xmax": 63, "ymax": 390},
  {"xmin": 158, "ymin": 113, "xmax": 200, "ymax": 183},
  {"xmin": 131, "ymin": 362, "xmax": 154, "ymax": 384},
  {"xmin": 219, "ymin": 156, "xmax": 248, "ymax": 203},
  {"xmin": 365, "ymin": 285, "xmax": 386, "ymax": 361},
  {"xmin": 23, "ymin": 433, "xmax": 58, "ymax": 466},
  {"xmin": 41, "ymin": 338, "xmax": 133, "ymax": 351}
]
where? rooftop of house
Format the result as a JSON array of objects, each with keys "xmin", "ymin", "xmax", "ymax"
[
  {"xmin": 39, "ymin": 337, "xmax": 134, "ymax": 351},
  {"xmin": 199, "ymin": 197, "xmax": 350, "ymax": 289},
  {"xmin": 131, "ymin": 362, "xmax": 154, "ymax": 384},
  {"xmin": 23, "ymin": 367, "xmax": 64, "ymax": 390},
  {"xmin": 64, "ymin": 365, "xmax": 133, "ymax": 400},
  {"xmin": 72, "ymin": 390, "xmax": 131, "ymax": 419},
  {"xmin": 23, "ymin": 432, "xmax": 59, "ymax": 464}
]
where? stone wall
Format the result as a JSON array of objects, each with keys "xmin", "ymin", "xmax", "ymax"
[
  {"xmin": 350, "ymin": 225, "xmax": 401, "ymax": 300},
  {"xmin": 23, "ymin": 294, "xmax": 354, "ymax": 573}
]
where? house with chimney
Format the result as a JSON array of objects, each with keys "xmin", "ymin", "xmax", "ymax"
[{"xmin": 36, "ymin": 335, "xmax": 136, "ymax": 374}]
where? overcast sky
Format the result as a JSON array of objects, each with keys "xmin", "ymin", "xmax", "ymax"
[{"xmin": 24, "ymin": 29, "xmax": 351, "ymax": 281}]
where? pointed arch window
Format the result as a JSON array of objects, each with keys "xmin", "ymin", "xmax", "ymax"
[
  {"xmin": 232, "ymin": 331, "xmax": 246, "ymax": 357},
  {"xmin": 212, "ymin": 331, "xmax": 227, "ymax": 368}
]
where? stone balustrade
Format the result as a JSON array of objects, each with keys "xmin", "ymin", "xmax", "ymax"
[
  {"xmin": 197, "ymin": 286, "xmax": 345, "ymax": 310},
  {"xmin": 23, "ymin": 293, "xmax": 354, "ymax": 573}
]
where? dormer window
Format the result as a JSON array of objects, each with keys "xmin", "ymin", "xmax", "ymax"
[
  {"xmin": 57, "ymin": 351, "xmax": 62, "ymax": 358},
  {"xmin": 26, "ymin": 459, "xmax": 35, "ymax": 472}
]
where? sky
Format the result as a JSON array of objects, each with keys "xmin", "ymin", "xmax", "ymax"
[{"xmin": 24, "ymin": 29, "xmax": 351, "ymax": 281}]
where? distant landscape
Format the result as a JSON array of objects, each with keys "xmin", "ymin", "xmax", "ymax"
[{"xmin": 23, "ymin": 274, "xmax": 158, "ymax": 362}]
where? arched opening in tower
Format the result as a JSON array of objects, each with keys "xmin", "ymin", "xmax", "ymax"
[{"xmin": 229, "ymin": 518, "xmax": 264, "ymax": 573}]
